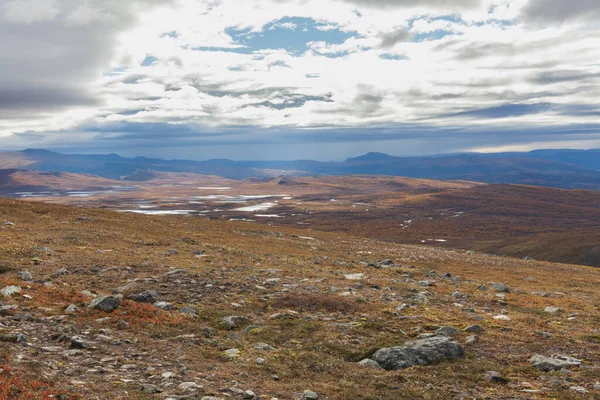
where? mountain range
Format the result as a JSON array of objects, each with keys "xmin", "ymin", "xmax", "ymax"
[{"xmin": 2, "ymin": 148, "xmax": 600, "ymax": 190}]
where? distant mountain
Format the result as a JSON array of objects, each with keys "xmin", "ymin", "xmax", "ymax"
[{"xmin": 3, "ymin": 148, "xmax": 600, "ymax": 190}]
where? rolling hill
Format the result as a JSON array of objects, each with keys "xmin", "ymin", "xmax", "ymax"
[{"xmin": 2, "ymin": 148, "xmax": 600, "ymax": 189}]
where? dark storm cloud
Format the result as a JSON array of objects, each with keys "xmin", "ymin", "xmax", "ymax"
[{"xmin": 0, "ymin": 0, "xmax": 173, "ymax": 113}]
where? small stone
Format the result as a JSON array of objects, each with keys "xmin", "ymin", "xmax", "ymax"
[
  {"xmin": 484, "ymin": 371, "xmax": 508, "ymax": 384},
  {"xmin": 117, "ymin": 320, "xmax": 129, "ymax": 330},
  {"xmin": 493, "ymin": 315, "xmax": 510, "ymax": 321},
  {"xmin": 162, "ymin": 371, "xmax": 175, "ymax": 379},
  {"xmin": 593, "ymin": 383, "xmax": 600, "ymax": 390},
  {"xmin": 221, "ymin": 315, "xmax": 250, "ymax": 330},
  {"xmin": 254, "ymin": 343, "xmax": 276, "ymax": 351},
  {"xmin": 570, "ymin": 386, "xmax": 587, "ymax": 394},
  {"xmin": 303, "ymin": 390, "xmax": 319, "ymax": 400},
  {"xmin": 178, "ymin": 382, "xmax": 200, "ymax": 391},
  {"xmin": 478, "ymin": 284, "xmax": 487, "ymax": 291},
  {"xmin": 65, "ymin": 304, "xmax": 78, "ymax": 314},
  {"xmin": 491, "ymin": 282, "xmax": 509, "ymax": 293},
  {"xmin": 180, "ymin": 306, "xmax": 200, "ymax": 316},
  {"xmin": 1, "ymin": 286, "xmax": 21, "ymax": 297},
  {"xmin": 0, "ymin": 333, "xmax": 27, "ymax": 343},
  {"xmin": 358, "ymin": 359, "xmax": 383, "ymax": 369},
  {"xmin": 344, "ymin": 273, "xmax": 365, "ymax": 280},
  {"xmin": 141, "ymin": 384, "xmax": 162, "ymax": 394},
  {"xmin": 224, "ymin": 348, "xmax": 241, "ymax": 358},
  {"xmin": 164, "ymin": 249, "xmax": 179, "ymax": 256},
  {"xmin": 530, "ymin": 354, "xmax": 582, "ymax": 371},
  {"xmin": 201, "ymin": 397, "xmax": 224, "ymax": 400},
  {"xmin": 464, "ymin": 325, "xmax": 484, "ymax": 333},
  {"xmin": 435, "ymin": 326, "xmax": 460, "ymax": 337},
  {"xmin": 544, "ymin": 306, "xmax": 560, "ymax": 314},
  {"xmin": 465, "ymin": 335, "xmax": 479, "ymax": 345},
  {"xmin": 154, "ymin": 301, "xmax": 176, "ymax": 310},
  {"xmin": 70, "ymin": 336, "xmax": 88, "ymax": 349},
  {"xmin": 256, "ymin": 357, "xmax": 265, "ymax": 364},
  {"xmin": 19, "ymin": 270, "xmax": 33, "ymax": 281},
  {"xmin": 418, "ymin": 281, "xmax": 434, "ymax": 287},
  {"xmin": 243, "ymin": 390, "xmax": 255, "ymax": 399},
  {"xmin": 130, "ymin": 290, "xmax": 158, "ymax": 303},
  {"xmin": 88, "ymin": 295, "xmax": 121, "ymax": 313}
]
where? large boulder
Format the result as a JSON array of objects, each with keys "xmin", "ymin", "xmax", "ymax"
[
  {"xmin": 530, "ymin": 354, "xmax": 582, "ymax": 371},
  {"xmin": 88, "ymin": 295, "xmax": 121, "ymax": 313},
  {"xmin": 371, "ymin": 336, "xmax": 465, "ymax": 371}
]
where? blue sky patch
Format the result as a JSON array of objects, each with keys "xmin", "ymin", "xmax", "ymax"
[
  {"xmin": 141, "ymin": 56, "xmax": 158, "ymax": 67},
  {"xmin": 379, "ymin": 53, "xmax": 408, "ymax": 61},
  {"xmin": 225, "ymin": 17, "xmax": 358, "ymax": 55}
]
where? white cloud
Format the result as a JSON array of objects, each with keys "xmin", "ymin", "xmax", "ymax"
[{"xmin": 1, "ymin": 0, "xmax": 600, "ymax": 157}]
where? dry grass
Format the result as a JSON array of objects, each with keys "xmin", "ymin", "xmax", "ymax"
[{"xmin": 0, "ymin": 197, "xmax": 599, "ymax": 399}]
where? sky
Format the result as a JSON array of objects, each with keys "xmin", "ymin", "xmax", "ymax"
[{"xmin": 1, "ymin": 0, "xmax": 600, "ymax": 160}]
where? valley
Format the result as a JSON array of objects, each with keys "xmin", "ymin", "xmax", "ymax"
[{"xmin": 1, "ymin": 169, "xmax": 600, "ymax": 268}]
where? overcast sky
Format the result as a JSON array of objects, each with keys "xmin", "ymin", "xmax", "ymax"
[{"xmin": 1, "ymin": 0, "xmax": 599, "ymax": 160}]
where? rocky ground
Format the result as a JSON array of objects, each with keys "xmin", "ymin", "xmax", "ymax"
[{"xmin": 0, "ymin": 198, "xmax": 600, "ymax": 399}]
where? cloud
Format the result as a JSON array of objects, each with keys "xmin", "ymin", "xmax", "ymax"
[
  {"xmin": 522, "ymin": 0, "xmax": 600, "ymax": 22},
  {"xmin": 378, "ymin": 29, "xmax": 410, "ymax": 48},
  {"xmin": 1, "ymin": 0, "xmax": 600, "ymax": 160},
  {"xmin": 337, "ymin": 0, "xmax": 481, "ymax": 9}
]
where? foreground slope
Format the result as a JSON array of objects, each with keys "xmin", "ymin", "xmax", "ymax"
[{"xmin": 0, "ymin": 199, "xmax": 599, "ymax": 399}]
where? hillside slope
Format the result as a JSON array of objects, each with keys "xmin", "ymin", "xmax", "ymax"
[{"xmin": 0, "ymin": 199, "xmax": 599, "ymax": 399}]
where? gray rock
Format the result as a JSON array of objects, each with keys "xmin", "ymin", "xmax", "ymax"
[
  {"xmin": 178, "ymin": 382, "xmax": 200, "ymax": 391},
  {"xmin": 570, "ymin": 386, "xmax": 587, "ymax": 394},
  {"xmin": 52, "ymin": 268, "xmax": 69, "ymax": 277},
  {"xmin": 180, "ymin": 306, "xmax": 199, "ymax": 316},
  {"xmin": 141, "ymin": 384, "xmax": 162, "ymax": 394},
  {"xmin": 358, "ymin": 359, "xmax": 383, "ymax": 369},
  {"xmin": 435, "ymin": 326, "xmax": 460, "ymax": 337},
  {"xmin": 371, "ymin": 336, "xmax": 465, "ymax": 371},
  {"xmin": 130, "ymin": 290, "xmax": 158, "ymax": 303},
  {"xmin": 243, "ymin": 390, "xmax": 255, "ymax": 399},
  {"xmin": 484, "ymin": 371, "xmax": 508, "ymax": 384},
  {"xmin": 70, "ymin": 336, "xmax": 88, "ymax": 349},
  {"xmin": 254, "ymin": 343, "xmax": 276, "ymax": 351},
  {"xmin": 418, "ymin": 281, "xmax": 435, "ymax": 287},
  {"xmin": 201, "ymin": 397, "xmax": 224, "ymax": 400},
  {"xmin": 478, "ymin": 284, "xmax": 487, "ymax": 291},
  {"xmin": 530, "ymin": 354, "xmax": 582, "ymax": 371},
  {"xmin": 544, "ymin": 306, "xmax": 560, "ymax": 314},
  {"xmin": 19, "ymin": 270, "xmax": 33, "ymax": 281},
  {"xmin": 65, "ymin": 304, "xmax": 78, "ymax": 314},
  {"xmin": 221, "ymin": 315, "xmax": 250, "ymax": 330},
  {"xmin": 88, "ymin": 295, "xmax": 121, "ymax": 312},
  {"xmin": 491, "ymin": 282, "xmax": 509, "ymax": 293},
  {"xmin": 0, "ymin": 333, "xmax": 27, "ymax": 343},
  {"xmin": 164, "ymin": 249, "xmax": 178, "ymax": 256},
  {"xmin": 593, "ymin": 382, "xmax": 600, "ymax": 390},
  {"xmin": 154, "ymin": 301, "xmax": 176, "ymax": 310},
  {"xmin": 303, "ymin": 390, "xmax": 319, "ymax": 400},
  {"xmin": 464, "ymin": 325, "xmax": 484, "ymax": 333},
  {"xmin": 1, "ymin": 286, "xmax": 21, "ymax": 297},
  {"xmin": 224, "ymin": 348, "xmax": 240, "ymax": 358},
  {"xmin": 344, "ymin": 273, "xmax": 365, "ymax": 280}
]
